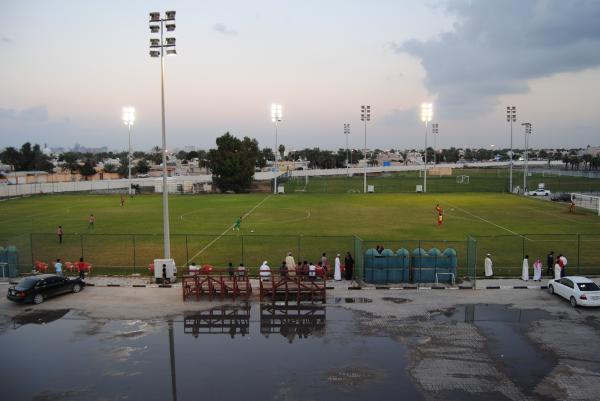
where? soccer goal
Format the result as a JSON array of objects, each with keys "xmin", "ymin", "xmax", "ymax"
[
  {"xmin": 571, "ymin": 193, "xmax": 600, "ymax": 216},
  {"xmin": 456, "ymin": 175, "xmax": 470, "ymax": 184}
]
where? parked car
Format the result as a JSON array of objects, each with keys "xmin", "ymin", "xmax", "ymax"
[
  {"xmin": 551, "ymin": 193, "xmax": 571, "ymax": 202},
  {"xmin": 6, "ymin": 274, "xmax": 85, "ymax": 305},
  {"xmin": 547, "ymin": 276, "xmax": 600, "ymax": 307},
  {"xmin": 528, "ymin": 188, "xmax": 551, "ymax": 196}
]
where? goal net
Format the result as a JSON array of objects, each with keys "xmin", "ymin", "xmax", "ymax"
[
  {"xmin": 571, "ymin": 193, "xmax": 600, "ymax": 216},
  {"xmin": 456, "ymin": 175, "xmax": 470, "ymax": 184}
]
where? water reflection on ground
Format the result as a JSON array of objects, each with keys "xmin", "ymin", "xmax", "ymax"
[{"xmin": 0, "ymin": 303, "xmax": 562, "ymax": 401}]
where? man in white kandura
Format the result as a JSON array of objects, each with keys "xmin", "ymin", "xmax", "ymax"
[
  {"xmin": 285, "ymin": 251, "xmax": 296, "ymax": 276},
  {"xmin": 259, "ymin": 261, "xmax": 271, "ymax": 281},
  {"xmin": 334, "ymin": 254, "xmax": 342, "ymax": 281},
  {"xmin": 521, "ymin": 255, "xmax": 530, "ymax": 281},
  {"xmin": 484, "ymin": 254, "xmax": 493, "ymax": 278}
]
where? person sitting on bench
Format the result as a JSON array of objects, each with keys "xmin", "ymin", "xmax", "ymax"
[{"xmin": 259, "ymin": 261, "xmax": 271, "ymax": 281}]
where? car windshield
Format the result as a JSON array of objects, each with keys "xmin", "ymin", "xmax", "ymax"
[
  {"xmin": 16, "ymin": 277, "xmax": 39, "ymax": 290},
  {"xmin": 577, "ymin": 282, "xmax": 600, "ymax": 292}
]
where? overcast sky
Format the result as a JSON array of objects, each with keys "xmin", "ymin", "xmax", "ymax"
[{"xmin": 1, "ymin": 0, "xmax": 599, "ymax": 152}]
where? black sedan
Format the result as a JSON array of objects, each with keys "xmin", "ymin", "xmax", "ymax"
[{"xmin": 7, "ymin": 274, "xmax": 85, "ymax": 304}]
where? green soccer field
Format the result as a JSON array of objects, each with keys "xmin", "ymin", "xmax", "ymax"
[{"xmin": 1, "ymin": 191, "xmax": 599, "ymax": 277}]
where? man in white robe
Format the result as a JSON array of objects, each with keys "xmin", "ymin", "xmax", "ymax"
[
  {"xmin": 259, "ymin": 261, "xmax": 271, "ymax": 281},
  {"xmin": 334, "ymin": 254, "xmax": 342, "ymax": 281},
  {"xmin": 533, "ymin": 258, "xmax": 542, "ymax": 281},
  {"xmin": 484, "ymin": 254, "xmax": 493, "ymax": 277},
  {"xmin": 285, "ymin": 251, "xmax": 296, "ymax": 276},
  {"xmin": 521, "ymin": 255, "xmax": 530, "ymax": 281}
]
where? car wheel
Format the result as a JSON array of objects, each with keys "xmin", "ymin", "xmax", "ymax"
[
  {"xmin": 570, "ymin": 296, "xmax": 577, "ymax": 307},
  {"xmin": 72, "ymin": 283, "xmax": 82, "ymax": 293},
  {"xmin": 33, "ymin": 294, "xmax": 44, "ymax": 305},
  {"xmin": 549, "ymin": 285, "xmax": 554, "ymax": 294}
]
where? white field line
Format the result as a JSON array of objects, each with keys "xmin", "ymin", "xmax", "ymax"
[
  {"xmin": 443, "ymin": 200, "xmax": 530, "ymax": 240},
  {"xmin": 522, "ymin": 206, "xmax": 600, "ymax": 225},
  {"xmin": 183, "ymin": 194, "xmax": 272, "ymax": 265}
]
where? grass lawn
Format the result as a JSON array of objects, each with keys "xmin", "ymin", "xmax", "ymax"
[{"xmin": 1, "ymin": 190, "xmax": 599, "ymax": 278}]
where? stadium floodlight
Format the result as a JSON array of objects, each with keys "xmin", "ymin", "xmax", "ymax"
[
  {"xmin": 361, "ymin": 105, "xmax": 371, "ymax": 193},
  {"xmin": 506, "ymin": 106, "xmax": 517, "ymax": 192},
  {"xmin": 432, "ymin": 122, "xmax": 439, "ymax": 164},
  {"xmin": 122, "ymin": 107, "xmax": 136, "ymax": 196},
  {"xmin": 421, "ymin": 103, "xmax": 433, "ymax": 192},
  {"xmin": 148, "ymin": 10, "xmax": 177, "ymax": 260},
  {"xmin": 344, "ymin": 123, "xmax": 350, "ymax": 175},
  {"xmin": 271, "ymin": 104, "xmax": 283, "ymax": 194},
  {"xmin": 521, "ymin": 122, "xmax": 532, "ymax": 193}
]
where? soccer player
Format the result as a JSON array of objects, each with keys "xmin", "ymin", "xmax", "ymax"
[
  {"xmin": 120, "ymin": 195, "xmax": 126, "ymax": 207},
  {"xmin": 435, "ymin": 204, "xmax": 444, "ymax": 225},
  {"xmin": 233, "ymin": 216, "xmax": 242, "ymax": 231},
  {"xmin": 88, "ymin": 214, "xmax": 95, "ymax": 230},
  {"xmin": 569, "ymin": 200, "xmax": 576, "ymax": 213}
]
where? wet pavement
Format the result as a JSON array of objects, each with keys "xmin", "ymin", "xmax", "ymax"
[{"xmin": 0, "ymin": 298, "xmax": 599, "ymax": 401}]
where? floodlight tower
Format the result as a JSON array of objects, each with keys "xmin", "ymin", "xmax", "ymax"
[
  {"xmin": 149, "ymin": 10, "xmax": 176, "ymax": 259},
  {"xmin": 421, "ymin": 103, "xmax": 433, "ymax": 192},
  {"xmin": 122, "ymin": 107, "xmax": 135, "ymax": 196},
  {"xmin": 271, "ymin": 104, "xmax": 282, "ymax": 194},
  {"xmin": 506, "ymin": 106, "xmax": 517, "ymax": 193},
  {"xmin": 344, "ymin": 123, "xmax": 350, "ymax": 175},
  {"xmin": 432, "ymin": 122, "xmax": 439, "ymax": 164},
  {"xmin": 521, "ymin": 122, "xmax": 532, "ymax": 193},
  {"xmin": 360, "ymin": 105, "xmax": 371, "ymax": 193}
]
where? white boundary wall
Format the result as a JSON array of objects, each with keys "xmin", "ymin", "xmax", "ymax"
[{"xmin": 0, "ymin": 160, "xmax": 562, "ymax": 198}]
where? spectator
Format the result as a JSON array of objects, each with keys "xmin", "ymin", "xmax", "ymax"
[
  {"xmin": 237, "ymin": 263, "xmax": 246, "ymax": 278},
  {"xmin": 320, "ymin": 253, "xmax": 328, "ymax": 269},
  {"xmin": 279, "ymin": 261, "xmax": 288, "ymax": 277},
  {"xmin": 227, "ymin": 262, "xmax": 235, "ymax": 278},
  {"xmin": 484, "ymin": 254, "xmax": 493, "ymax": 278},
  {"xmin": 559, "ymin": 254, "xmax": 568, "ymax": 277},
  {"xmin": 533, "ymin": 257, "xmax": 542, "ymax": 281},
  {"xmin": 259, "ymin": 261, "xmax": 271, "ymax": 281},
  {"xmin": 521, "ymin": 255, "xmax": 529, "ymax": 281},
  {"xmin": 334, "ymin": 254, "xmax": 342, "ymax": 281},
  {"xmin": 344, "ymin": 252, "xmax": 354, "ymax": 281},
  {"xmin": 308, "ymin": 262, "xmax": 317, "ymax": 281},
  {"xmin": 76, "ymin": 257, "xmax": 86, "ymax": 280},
  {"xmin": 54, "ymin": 258, "xmax": 63, "ymax": 276},
  {"xmin": 546, "ymin": 251, "xmax": 554, "ymax": 276},
  {"xmin": 285, "ymin": 251, "xmax": 296, "ymax": 276}
]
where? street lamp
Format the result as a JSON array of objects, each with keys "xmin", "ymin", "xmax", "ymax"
[
  {"xmin": 149, "ymin": 10, "xmax": 177, "ymax": 259},
  {"xmin": 432, "ymin": 122, "xmax": 439, "ymax": 164},
  {"xmin": 521, "ymin": 122, "xmax": 532, "ymax": 193},
  {"xmin": 420, "ymin": 103, "xmax": 433, "ymax": 192},
  {"xmin": 122, "ymin": 107, "xmax": 135, "ymax": 196},
  {"xmin": 344, "ymin": 123, "xmax": 350, "ymax": 175},
  {"xmin": 506, "ymin": 106, "xmax": 517, "ymax": 193},
  {"xmin": 360, "ymin": 105, "xmax": 370, "ymax": 193},
  {"xmin": 271, "ymin": 103, "xmax": 282, "ymax": 194}
]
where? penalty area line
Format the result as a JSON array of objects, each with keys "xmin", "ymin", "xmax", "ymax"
[
  {"xmin": 183, "ymin": 194, "xmax": 273, "ymax": 265},
  {"xmin": 443, "ymin": 200, "xmax": 530, "ymax": 240}
]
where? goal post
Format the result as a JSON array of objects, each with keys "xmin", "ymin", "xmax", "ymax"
[
  {"xmin": 571, "ymin": 193, "xmax": 600, "ymax": 216},
  {"xmin": 456, "ymin": 175, "xmax": 470, "ymax": 184}
]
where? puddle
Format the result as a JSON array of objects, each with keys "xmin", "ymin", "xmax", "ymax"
[
  {"xmin": 12, "ymin": 309, "xmax": 70, "ymax": 326},
  {"xmin": 382, "ymin": 297, "xmax": 411, "ymax": 304},
  {"xmin": 431, "ymin": 304, "xmax": 556, "ymax": 398},
  {"xmin": 0, "ymin": 304, "xmax": 421, "ymax": 401},
  {"xmin": 333, "ymin": 297, "xmax": 373, "ymax": 304}
]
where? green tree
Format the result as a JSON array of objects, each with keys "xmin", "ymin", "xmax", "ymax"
[
  {"xmin": 79, "ymin": 159, "xmax": 97, "ymax": 179},
  {"xmin": 103, "ymin": 163, "xmax": 117, "ymax": 173},
  {"xmin": 136, "ymin": 159, "xmax": 150, "ymax": 174},
  {"xmin": 60, "ymin": 152, "xmax": 81, "ymax": 173},
  {"xmin": 207, "ymin": 132, "xmax": 259, "ymax": 193},
  {"xmin": 278, "ymin": 144, "xmax": 285, "ymax": 160},
  {"xmin": 0, "ymin": 142, "xmax": 53, "ymax": 172}
]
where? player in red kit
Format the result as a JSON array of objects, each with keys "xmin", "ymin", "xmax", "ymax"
[{"xmin": 435, "ymin": 204, "xmax": 443, "ymax": 225}]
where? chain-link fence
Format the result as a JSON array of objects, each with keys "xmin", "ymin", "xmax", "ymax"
[
  {"xmin": 24, "ymin": 233, "xmax": 356, "ymax": 276},
  {"xmin": 472, "ymin": 233, "xmax": 600, "ymax": 276}
]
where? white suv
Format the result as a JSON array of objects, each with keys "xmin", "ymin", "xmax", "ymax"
[{"xmin": 528, "ymin": 188, "xmax": 551, "ymax": 196}]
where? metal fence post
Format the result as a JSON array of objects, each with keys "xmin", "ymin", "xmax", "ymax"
[
  {"xmin": 132, "ymin": 234, "xmax": 136, "ymax": 274},
  {"xmin": 80, "ymin": 234, "xmax": 84, "ymax": 258},
  {"xmin": 298, "ymin": 235, "xmax": 302, "ymax": 262},
  {"xmin": 241, "ymin": 235, "xmax": 244, "ymax": 264},
  {"xmin": 29, "ymin": 233, "xmax": 34, "ymax": 266},
  {"xmin": 185, "ymin": 235, "xmax": 189, "ymax": 265},
  {"xmin": 577, "ymin": 233, "xmax": 580, "ymax": 274},
  {"xmin": 522, "ymin": 235, "xmax": 526, "ymax": 262}
]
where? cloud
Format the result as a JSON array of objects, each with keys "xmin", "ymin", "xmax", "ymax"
[
  {"xmin": 392, "ymin": 0, "xmax": 600, "ymax": 117},
  {"xmin": 213, "ymin": 23, "xmax": 238, "ymax": 36},
  {"xmin": 0, "ymin": 105, "xmax": 48, "ymax": 122},
  {"xmin": 0, "ymin": 36, "xmax": 13, "ymax": 44}
]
